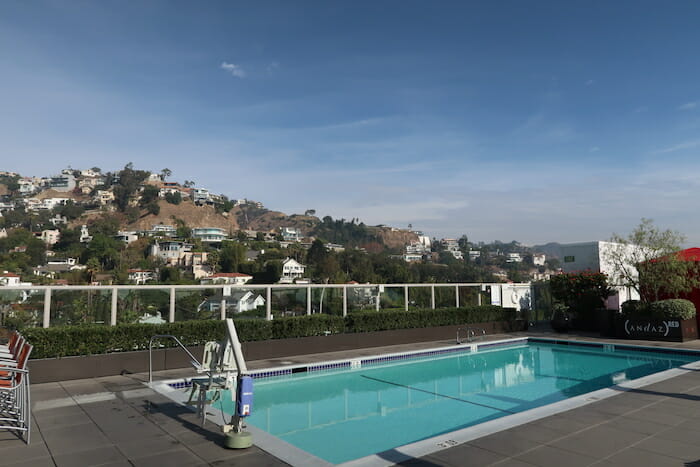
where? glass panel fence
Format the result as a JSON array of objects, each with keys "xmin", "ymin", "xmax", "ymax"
[
  {"xmin": 224, "ymin": 288, "xmax": 267, "ymax": 320},
  {"xmin": 346, "ymin": 286, "xmax": 379, "ymax": 313},
  {"xmin": 271, "ymin": 287, "xmax": 306, "ymax": 318},
  {"xmin": 310, "ymin": 287, "xmax": 343, "ymax": 316},
  {"xmin": 117, "ymin": 288, "xmax": 171, "ymax": 324},
  {"xmin": 50, "ymin": 289, "xmax": 111, "ymax": 326},
  {"xmin": 0, "ymin": 289, "xmax": 43, "ymax": 329}
]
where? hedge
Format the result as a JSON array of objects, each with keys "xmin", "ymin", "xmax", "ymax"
[
  {"xmin": 22, "ymin": 306, "xmax": 519, "ymax": 359},
  {"xmin": 345, "ymin": 306, "xmax": 515, "ymax": 333},
  {"xmin": 621, "ymin": 299, "xmax": 696, "ymax": 320}
]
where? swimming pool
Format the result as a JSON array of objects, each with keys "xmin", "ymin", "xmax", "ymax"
[{"xmin": 155, "ymin": 338, "xmax": 700, "ymax": 466}]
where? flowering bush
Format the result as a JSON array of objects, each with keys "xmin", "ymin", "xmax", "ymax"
[{"xmin": 550, "ymin": 272, "xmax": 612, "ymax": 317}]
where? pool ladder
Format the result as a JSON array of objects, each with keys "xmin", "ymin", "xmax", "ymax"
[{"xmin": 456, "ymin": 327, "xmax": 486, "ymax": 344}]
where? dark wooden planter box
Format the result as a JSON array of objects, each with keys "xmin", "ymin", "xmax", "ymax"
[
  {"xmin": 613, "ymin": 316, "xmax": 698, "ymax": 342},
  {"xmin": 28, "ymin": 320, "xmax": 527, "ymax": 383}
]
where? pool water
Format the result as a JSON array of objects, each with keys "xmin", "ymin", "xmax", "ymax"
[{"xmin": 218, "ymin": 342, "xmax": 698, "ymax": 464}]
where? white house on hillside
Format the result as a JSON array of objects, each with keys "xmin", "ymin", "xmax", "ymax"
[
  {"xmin": 150, "ymin": 241, "xmax": 193, "ymax": 265},
  {"xmin": 280, "ymin": 258, "xmax": 306, "ymax": 283},
  {"xmin": 128, "ymin": 269, "xmax": 155, "ymax": 285},
  {"xmin": 533, "ymin": 253, "xmax": 546, "ymax": 266},
  {"xmin": 200, "ymin": 272, "xmax": 253, "ymax": 285}
]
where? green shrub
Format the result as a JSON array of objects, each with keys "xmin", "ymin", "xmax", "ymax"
[
  {"xmin": 621, "ymin": 299, "xmax": 696, "ymax": 320},
  {"xmin": 648, "ymin": 299, "xmax": 696, "ymax": 320},
  {"xmin": 620, "ymin": 300, "xmax": 645, "ymax": 316},
  {"xmin": 345, "ymin": 306, "xmax": 517, "ymax": 333},
  {"xmin": 271, "ymin": 315, "xmax": 344, "ymax": 339}
]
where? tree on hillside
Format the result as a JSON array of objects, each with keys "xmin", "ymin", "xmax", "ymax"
[
  {"xmin": 160, "ymin": 168, "xmax": 172, "ymax": 181},
  {"xmin": 113, "ymin": 163, "xmax": 150, "ymax": 211},
  {"xmin": 606, "ymin": 218, "xmax": 700, "ymax": 302},
  {"xmin": 219, "ymin": 241, "xmax": 246, "ymax": 273}
]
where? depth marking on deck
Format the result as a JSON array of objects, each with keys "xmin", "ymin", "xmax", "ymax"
[{"xmin": 360, "ymin": 375, "xmax": 515, "ymax": 414}]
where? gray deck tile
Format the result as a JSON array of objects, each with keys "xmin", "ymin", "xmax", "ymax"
[
  {"xmin": 602, "ymin": 415, "xmax": 675, "ymax": 436},
  {"xmin": 600, "ymin": 446, "xmax": 688, "ymax": 467},
  {"xmin": 652, "ymin": 425, "xmax": 700, "ymax": 445},
  {"xmin": 633, "ymin": 436, "xmax": 700, "ymax": 461},
  {"xmin": 5, "ymin": 457, "xmax": 56, "ymax": 467},
  {"xmin": 422, "ymin": 443, "xmax": 508, "ymax": 466},
  {"xmin": 29, "ymin": 382, "xmax": 70, "ymax": 402},
  {"xmin": 623, "ymin": 405, "xmax": 691, "ymax": 427},
  {"xmin": 52, "ymin": 445, "xmax": 127, "ymax": 467},
  {"xmin": 468, "ymin": 432, "xmax": 540, "ymax": 457},
  {"xmin": 33, "ymin": 408, "xmax": 93, "ymax": 430},
  {"xmin": 112, "ymin": 433, "xmax": 182, "ymax": 459},
  {"xmin": 547, "ymin": 423, "xmax": 649, "ymax": 458},
  {"xmin": 59, "ymin": 379, "xmax": 108, "ymax": 396},
  {"xmin": 490, "ymin": 459, "xmax": 538, "ymax": 467},
  {"xmin": 186, "ymin": 439, "xmax": 268, "ymax": 464},
  {"xmin": 130, "ymin": 446, "xmax": 208, "ymax": 466},
  {"xmin": 0, "ymin": 438, "xmax": 52, "ymax": 464},
  {"xmin": 512, "ymin": 444, "xmax": 598, "ymax": 467},
  {"xmin": 41, "ymin": 421, "xmax": 112, "ymax": 456}
]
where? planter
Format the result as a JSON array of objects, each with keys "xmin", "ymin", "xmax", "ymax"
[
  {"xmin": 551, "ymin": 311, "xmax": 571, "ymax": 333},
  {"xmin": 613, "ymin": 316, "xmax": 698, "ymax": 342},
  {"xmin": 28, "ymin": 320, "xmax": 526, "ymax": 383},
  {"xmin": 597, "ymin": 309, "xmax": 617, "ymax": 338}
]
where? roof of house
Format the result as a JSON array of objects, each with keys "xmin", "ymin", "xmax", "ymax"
[
  {"xmin": 211, "ymin": 272, "xmax": 252, "ymax": 278},
  {"xmin": 0, "ymin": 273, "xmax": 20, "ymax": 277}
]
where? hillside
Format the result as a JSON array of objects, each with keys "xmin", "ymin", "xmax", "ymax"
[
  {"xmin": 127, "ymin": 199, "xmax": 241, "ymax": 232},
  {"xmin": 372, "ymin": 227, "xmax": 420, "ymax": 250},
  {"xmin": 243, "ymin": 211, "xmax": 319, "ymax": 234}
]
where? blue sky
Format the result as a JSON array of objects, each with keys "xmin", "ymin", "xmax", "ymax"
[{"xmin": 2, "ymin": 1, "xmax": 700, "ymax": 245}]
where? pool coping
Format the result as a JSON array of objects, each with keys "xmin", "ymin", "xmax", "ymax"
[{"xmin": 149, "ymin": 337, "xmax": 700, "ymax": 467}]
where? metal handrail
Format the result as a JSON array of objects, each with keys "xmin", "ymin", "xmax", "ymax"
[{"xmin": 148, "ymin": 334, "xmax": 202, "ymax": 384}]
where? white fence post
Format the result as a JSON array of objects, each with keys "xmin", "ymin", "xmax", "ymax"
[
  {"xmin": 404, "ymin": 285, "xmax": 409, "ymax": 311},
  {"xmin": 169, "ymin": 287, "xmax": 176, "ymax": 323},
  {"xmin": 342, "ymin": 286, "xmax": 348, "ymax": 317},
  {"xmin": 307, "ymin": 286, "xmax": 312, "ymax": 315},
  {"xmin": 266, "ymin": 287, "xmax": 272, "ymax": 320},
  {"xmin": 110, "ymin": 287, "xmax": 118, "ymax": 325},
  {"xmin": 42, "ymin": 288, "xmax": 51, "ymax": 328},
  {"xmin": 431, "ymin": 286, "xmax": 435, "ymax": 309},
  {"xmin": 455, "ymin": 285, "xmax": 460, "ymax": 308}
]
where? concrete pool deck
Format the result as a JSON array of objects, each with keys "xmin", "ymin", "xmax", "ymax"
[{"xmin": 5, "ymin": 331, "xmax": 700, "ymax": 466}]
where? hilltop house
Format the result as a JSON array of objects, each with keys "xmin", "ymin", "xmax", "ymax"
[
  {"xmin": 280, "ymin": 227, "xmax": 302, "ymax": 242},
  {"xmin": 127, "ymin": 269, "xmax": 155, "ymax": 285},
  {"xmin": 150, "ymin": 241, "xmax": 193, "ymax": 266},
  {"xmin": 280, "ymin": 258, "xmax": 306, "ymax": 283},
  {"xmin": 200, "ymin": 272, "xmax": 253, "ymax": 285},
  {"xmin": 33, "ymin": 258, "xmax": 86, "ymax": 279},
  {"xmin": 0, "ymin": 273, "xmax": 22, "ymax": 287},
  {"xmin": 533, "ymin": 253, "xmax": 546, "ymax": 266},
  {"xmin": 192, "ymin": 227, "xmax": 227, "ymax": 243}
]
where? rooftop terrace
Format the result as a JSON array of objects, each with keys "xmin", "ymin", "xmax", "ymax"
[{"xmin": 4, "ymin": 331, "xmax": 700, "ymax": 466}]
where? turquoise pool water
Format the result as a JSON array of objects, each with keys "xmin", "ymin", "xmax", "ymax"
[{"xmin": 219, "ymin": 342, "xmax": 698, "ymax": 464}]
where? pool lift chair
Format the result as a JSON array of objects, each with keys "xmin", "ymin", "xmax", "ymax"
[{"xmin": 186, "ymin": 319, "xmax": 254, "ymax": 449}]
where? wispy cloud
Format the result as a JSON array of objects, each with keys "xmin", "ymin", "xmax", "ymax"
[
  {"xmin": 678, "ymin": 101, "xmax": 697, "ymax": 111},
  {"xmin": 653, "ymin": 140, "xmax": 700, "ymax": 154},
  {"xmin": 266, "ymin": 61, "xmax": 279, "ymax": 73},
  {"xmin": 634, "ymin": 106, "xmax": 648, "ymax": 113},
  {"xmin": 220, "ymin": 62, "xmax": 246, "ymax": 78},
  {"xmin": 589, "ymin": 146, "xmax": 600, "ymax": 152},
  {"xmin": 585, "ymin": 79, "xmax": 594, "ymax": 86}
]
